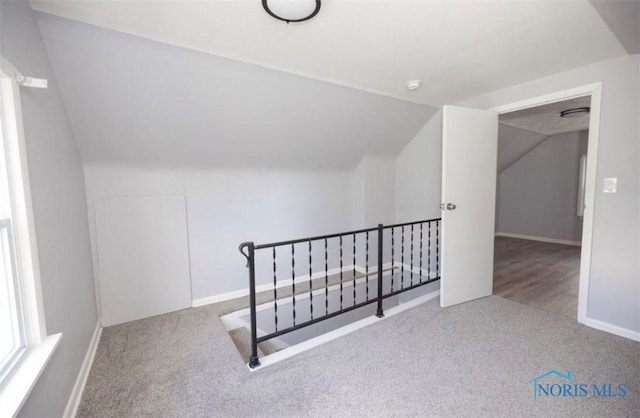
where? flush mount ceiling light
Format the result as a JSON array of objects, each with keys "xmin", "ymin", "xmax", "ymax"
[
  {"xmin": 406, "ymin": 80, "xmax": 422, "ymax": 91},
  {"xmin": 262, "ymin": 0, "xmax": 321, "ymax": 24},
  {"xmin": 560, "ymin": 107, "xmax": 590, "ymax": 118}
]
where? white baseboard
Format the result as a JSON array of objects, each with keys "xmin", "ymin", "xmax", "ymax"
[
  {"xmin": 580, "ymin": 317, "xmax": 640, "ymax": 342},
  {"xmin": 192, "ymin": 288, "xmax": 254, "ymax": 308},
  {"xmin": 496, "ymin": 232, "xmax": 581, "ymax": 246},
  {"xmin": 63, "ymin": 323, "xmax": 102, "ymax": 418}
]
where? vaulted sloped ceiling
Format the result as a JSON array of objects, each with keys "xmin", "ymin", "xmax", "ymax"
[
  {"xmin": 30, "ymin": 0, "xmax": 632, "ymax": 106},
  {"xmin": 36, "ymin": 13, "xmax": 437, "ymax": 169},
  {"xmin": 30, "ymin": 1, "xmax": 636, "ymax": 169}
]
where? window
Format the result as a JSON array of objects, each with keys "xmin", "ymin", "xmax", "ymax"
[
  {"xmin": 0, "ymin": 155, "xmax": 27, "ymax": 379},
  {"xmin": 0, "ymin": 56, "xmax": 60, "ymax": 415},
  {"xmin": 0, "ymin": 57, "xmax": 28, "ymax": 382}
]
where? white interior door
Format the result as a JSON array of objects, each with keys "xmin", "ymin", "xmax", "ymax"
[
  {"xmin": 95, "ymin": 195, "xmax": 192, "ymax": 326},
  {"xmin": 441, "ymin": 105, "xmax": 498, "ymax": 307}
]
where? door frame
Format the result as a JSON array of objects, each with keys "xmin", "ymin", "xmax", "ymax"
[{"xmin": 489, "ymin": 82, "xmax": 602, "ymax": 324}]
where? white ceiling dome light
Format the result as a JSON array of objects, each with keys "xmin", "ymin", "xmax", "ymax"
[
  {"xmin": 262, "ymin": 0, "xmax": 321, "ymax": 24},
  {"xmin": 560, "ymin": 107, "xmax": 590, "ymax": 118}
]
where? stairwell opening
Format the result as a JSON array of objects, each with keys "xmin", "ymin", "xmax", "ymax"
[{"xmin": 221, "ymin": 269, "xmax": 440, "ymax": 370}]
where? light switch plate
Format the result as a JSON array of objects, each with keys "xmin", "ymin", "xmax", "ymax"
[{"xmin": 603, "ymin": 178, "xmax": 617, "ymax": 193}]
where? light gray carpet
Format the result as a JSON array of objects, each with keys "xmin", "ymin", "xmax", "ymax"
[{"xmin": 77, "ymin": 296, "xmax": 639, "ymax": 417}]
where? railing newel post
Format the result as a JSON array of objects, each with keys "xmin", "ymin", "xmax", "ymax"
[
  {"xmin": 376, "ymin": 223, "xmax": 384, "ymax": 318},
  {"xmin": 246, "ymin": 242, "xmax": 261, "ymax": 369}
]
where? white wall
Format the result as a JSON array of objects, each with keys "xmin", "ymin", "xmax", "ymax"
[
  {"xmin": 457, "ymin": 54, "xmax": 640, "ymax": 335},
  {"xmin": 395, "ymin": 111, "xmax": 442, "ymax": 223},
  {"xmin": 351, "ymin": 158, "xmax": 366, "ymax": 228},
  {"xmin": 94, "ymin": 195, "xmax": 192, "ymax": 326},
  {"xmin": 353, "ymin": 155, "xmax": 396, "ymax": 227},
  {"xmin": 498, "ymin": 130, "xmax": 588, "ymax": 242},
  {"xmin": 497, "ymin": 124, "xmax": 549, "ymax": 172},
  {"xmin": 85, "ymin": 165, "xmax": 356, "ymax": 302},
  {"xmin": 0, "ymin": 2, "xmax": 98, "ymax": 416},
  {"xmin": 392, "ymin": 112, "xmax": 443, "ymax": 280},
  {"xmin": 495, "ymin": 124, "xmax": 550, "ymax": 232},
  {"xmin": 366, "ymin": 155, "xmax": 396, "ymax": 225}
]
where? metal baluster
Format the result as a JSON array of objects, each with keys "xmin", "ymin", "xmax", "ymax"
[
  {"xmin": 419, "ymin": 223, "xmax": 423, "ymax": 283},
  {"xmin": 401, "ymin": 226, "xmax": 405, "ymax": 290},
  {"xmin": 428, "ymin": 222, "xmax": 432, "ymax": 281},
  {"xmin": 436, "ymin": 220, "xmax": 440, "ymax": 277},
  {"xmin": 410, "ymin": 224, "xmax": 414, "ymax": 286},
  {"xmin": 291, "ymin": 244, "xmax": 296, "ymax": 326},
  {"xmin": 391, "ymin": 227, "xmax": 395, "ymax": 292},
  {"xmin": 273, "ymin": 247, "xmax": 278, "ymax": 332},
  {"xmin": 308, "ymin": 240, "xmax": 313, "ymax": 320},
  {"xmin": 340, "ymin": 236, "xmax": 344, "ymax": 310},
  {"xmin": 353, "ymin": 233, "xmax": 357, "ymax": 305},
  {"xmin": 324, "ymin": 238, "xmax": 329, "ymax": 316},
  {"xmin": 366, "ymin": 231, "xmax": 369, "ymax": 300}
]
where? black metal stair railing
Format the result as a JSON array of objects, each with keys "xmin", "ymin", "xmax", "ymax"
[{"xmin": 239, "ymin": 218, "xmax": 440, "ymax": 369}]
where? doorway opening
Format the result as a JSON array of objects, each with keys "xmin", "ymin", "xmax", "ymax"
[{"xmin": 491, "ymin": 85, "xmax": 600, "ymax": 321}]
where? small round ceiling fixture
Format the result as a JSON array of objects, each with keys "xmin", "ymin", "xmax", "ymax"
[
  {"xmin": 560, "ymin": 107, "xmax": 590, "ymax": 118},
  {"xmin": 406, "ymin": 80, "xmax": 422, "ymax": 91},
  {"xmin": 262, "ymin": 0, "xmax": 321, "ymax": 24}
]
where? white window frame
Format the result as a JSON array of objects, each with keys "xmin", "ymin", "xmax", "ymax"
[
  {"xmin": 0, "ymin": 55, "xmax": 61, "ymax": 416},
  {"xmin": 0, "ymin": 217, "xmax": 28, "ymax": 379}
]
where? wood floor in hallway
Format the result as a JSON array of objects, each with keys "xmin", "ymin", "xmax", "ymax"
[{"xmin": 493, "ymin": 236, "xmax": 580, "ymax": 319}]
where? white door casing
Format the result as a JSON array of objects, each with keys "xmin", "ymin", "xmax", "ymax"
[
  {"xmin": 440, "ymin": 105, "xmax": 498, "ymax": 307},
  {"xmin": 490, "ymin": 83, "xmax": 602, "ymax": 325}
]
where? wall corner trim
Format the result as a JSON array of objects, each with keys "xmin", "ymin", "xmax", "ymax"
[{"xmin": 63, "ymin": 323, "xmax": 102, "ymax": 418}]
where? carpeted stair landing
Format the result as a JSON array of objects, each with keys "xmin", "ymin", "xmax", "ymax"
[{"xmin": 77, "ymin": 296, "xmax": 639, "ymax": 417}]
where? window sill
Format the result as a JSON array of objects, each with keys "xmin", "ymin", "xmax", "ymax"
[{"xmin": 0, "ymin": 333, "xmax": 62, "ymax": 417}]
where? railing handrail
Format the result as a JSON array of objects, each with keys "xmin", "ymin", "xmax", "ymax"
[
  {"xmin": 253, "ymin": 226, "xmax": 378, "ymax": 249},
  {"xmin": 242, "ymin": 218, "xmax": 441, "ymax": 250},
  {"xmin": 382, "ymin": 217, "xmax": 441, "ymax": 229}
]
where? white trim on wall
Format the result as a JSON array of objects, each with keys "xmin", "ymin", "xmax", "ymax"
[
  {"xmin": 0, "ymin": 334, "xmax": 61, "ymax": 417},
  {"xmin": 0, "ymin": 55, "xmax": 48, "ymax": 346},
  {"xmin": 495, "ymin": 232, "xmax": 581, "ymax": 247},
  {"xmin": 0, "ymin": 54, "xmax": 59, "ymax": 417},
  {"xmin": 581, "ymin": 318, "xmax": 640, "ymax": 342},
  {"xmin": 490, "ymin": 82, "xmax": 602, "ymax": 328},
  {"xmin": 62, "ymin": 323, "xmax": 102, "ymax": 418}
]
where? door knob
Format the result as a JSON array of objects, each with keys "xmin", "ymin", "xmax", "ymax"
[{"xmin": 440, "ymin": 203, "xmax": 457, "ymax": 210}]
